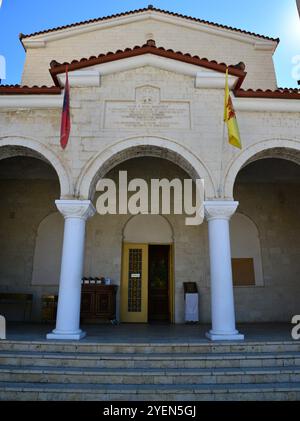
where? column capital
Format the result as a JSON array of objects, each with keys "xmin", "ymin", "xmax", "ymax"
[
  {"xmin": 204, "ymin": 200, "xmax": 239, "ymax": 221},
  {"xmin": 55, "ymin": 200, "xmax": 96, "ymax": 220}
]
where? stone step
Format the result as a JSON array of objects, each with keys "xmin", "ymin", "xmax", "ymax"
[
  {"xmin": 0, "ymin": 350, "xmax": 299, "ymax": 369},
  {"xmin": 0, "ymin": 381, "xmax": 300, "ymax": 401},
  {"xmin": 1, "ymin": 340, "xmax": 300, "ymax": 354},
  {"xmin": 1, "ymin": 365, "xmax": 300, "ymax": 385}
]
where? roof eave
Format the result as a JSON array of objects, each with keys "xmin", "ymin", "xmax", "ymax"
[
  {"xmin": 19, "ymin": 9, "xmax": 279, "ymax": 50},
  {"xmin": 0, "ymin": 86, "xmax": 62, "ymax": 95},
  {"xmin": 234, "ymin": 89, "xmax": 300, "ymax": 100}
]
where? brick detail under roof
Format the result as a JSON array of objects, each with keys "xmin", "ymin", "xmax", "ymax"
[{"xmin": 19, "ymin": 5, "xmax": 279, "ymax": 43}]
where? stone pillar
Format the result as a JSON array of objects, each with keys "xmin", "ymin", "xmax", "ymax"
[
  {"xmin": 47, "ymin": 200, "xmax": 96, "ymax": 340},
  {"xmin": 205, "ymin": 201, "xmax": 244, "ymax": 341}
]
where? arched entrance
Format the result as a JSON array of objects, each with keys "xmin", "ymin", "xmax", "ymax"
[
  {"xmin": 0, "ymin": 138, "xmax": 72, "ymax": 198},
  {"xmin": 0, "ymin": 146, "xmax": 63, "ymax": 321},
  {"xmin": 80, "ymin": 149, "xmax": 207, "ymax": 326},
  {"xmin": 224, "ymin": 140, "xmax": 300, "ymax": 198},
  {"xmin": 75, "ymin": 138, "xmax": 214, "ymax": 327},
  {"xmin": 122, "ymin": 215, "xmax": 174, "ymax": 323},
  {"xmin": 229, "ymin": 147, "xmax": 300, "ymax": 322}
]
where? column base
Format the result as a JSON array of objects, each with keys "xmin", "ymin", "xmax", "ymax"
[
  {"xmin": 47, "ymin": 330, "xmax": 86, "ymax": 341},
  {"xmin": 206, "ymin": 331, "xmax": 244, "ymax": 341}
]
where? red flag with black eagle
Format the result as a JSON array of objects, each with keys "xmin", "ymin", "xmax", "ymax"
[{"xmin": 60, "ymin": 66, "xmax": 71, "ymax": 149}]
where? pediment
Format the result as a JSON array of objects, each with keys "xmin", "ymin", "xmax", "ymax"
[
  {"xmin": 21, "ymin": 7, "xmax": 278, "ymax": 50},
  {"xmin": 51, "ymin": 41, "xmax": 245, "ymax": 90}
]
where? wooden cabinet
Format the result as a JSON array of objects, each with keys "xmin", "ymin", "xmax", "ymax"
[
  {"xmin": 81, "ymin": 285, "xmax": 117, "ymax": 323},
  {"xmin": 41, "ymin": 295, "xmax": 58, "ymax": 322}
]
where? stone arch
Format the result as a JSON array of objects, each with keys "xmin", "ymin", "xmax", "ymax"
[
  {"xmin": 76, "ymin": 136, "xmax": 216, "ymax": 199},
  {"xmin": 0, "ymin": 137, "xmax": 73, "ymax": 198},
  {"xmin": 224, "ymin": 139, "xmax": 300, "ymax": 198},
  {"xmin": 123, "ymin": 214, "xmax": 174, "ymax": 244},
  {"xmin": 230, "ymin": 212, "xmax": 264, "ymax": 286}
]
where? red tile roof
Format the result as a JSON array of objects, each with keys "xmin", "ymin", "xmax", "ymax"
[
  {"xmin": 0, "ymin": 85, "xmax": 62, "ymax": 95},
  {"xmin": 1, "ymin": 42, "xmax": 299, "ymax": 100},
  {"xmin": 19, "ymin": 5, "xmax": 279, "ymax": 43},
  {"xmin": 1, "ymin": 84, "xmax": 298, "ymax": 100},
  {"xmin": 49, "ymin": 40, "xmax": 247, "ymax": 89},
  {"xmin": 234, "ymin": 88, "xmax": 300, "ymax": 100}
]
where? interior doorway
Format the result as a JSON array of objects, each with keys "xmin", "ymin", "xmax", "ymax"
[
  {"xmin": 121, "ymin": 243, "xmax": 173, "ymax": 323},
  {"xmin": 148, "ymin": 245, "xmax": 170, "ymax": 323}
]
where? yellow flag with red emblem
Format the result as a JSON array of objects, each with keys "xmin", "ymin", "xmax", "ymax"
[{"xmin": 224, "ymin": 68, "xmax": 242, "ymax": 149}]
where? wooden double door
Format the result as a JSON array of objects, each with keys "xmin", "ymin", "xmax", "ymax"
[{"xmin": 121, "ymin": 243, "xmax": 173, "ymax": 323}]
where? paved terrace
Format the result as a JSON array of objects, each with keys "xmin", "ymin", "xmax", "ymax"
[{"xmin": 3, "ymin": 323, "xmax": 295, "ymax": 343}]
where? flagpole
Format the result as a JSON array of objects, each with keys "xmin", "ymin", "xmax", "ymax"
[
  {"xmin": 218, "ymin": 119, "xmax": 226, "ymax": 198},
  {"xmin": 218, "ymin": 67, "xmax": 242, "ymax": 197},
  {"xmin": 218, "ymin": 67, "xmax": 228, "ymax": 198},
  {"xmin": 60, "ymin": 64, "xmax": 71, "ymax": 150}
]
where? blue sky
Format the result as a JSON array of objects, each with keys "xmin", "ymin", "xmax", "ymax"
[{"xmin": 0, "ymin": 0, "xmax": 299, "ymax": 87}]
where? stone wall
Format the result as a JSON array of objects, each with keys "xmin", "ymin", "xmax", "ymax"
[{"xmin": 1, "ymin": 66, "xmax": 300, "ymax": 203}]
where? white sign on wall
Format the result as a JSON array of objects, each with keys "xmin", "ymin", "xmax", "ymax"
[{"xmin": 104, "ymin": 85, "xmax": 191, "ymax": 129}]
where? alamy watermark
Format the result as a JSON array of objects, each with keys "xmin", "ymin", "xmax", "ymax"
[
  {"xmin": 291, "ymin": 315, "xmax": 300, "ymax": 340},
  {"xmin": 95, "ymin": 171, "xmax": 205, "ymax": 226},
  {"xmin": 0, "ymin": 314, "xmax": 6, "ymax": 340}
]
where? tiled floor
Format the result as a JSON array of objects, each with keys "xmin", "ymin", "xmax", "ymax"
[{"xmin": 4, "ymin": 322, "xmax": 294, "ymax": 343}]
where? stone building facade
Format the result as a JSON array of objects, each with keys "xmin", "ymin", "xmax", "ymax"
[{"xmin": 0, "ymin": 6, "xmax": 300, "ymax": 340}]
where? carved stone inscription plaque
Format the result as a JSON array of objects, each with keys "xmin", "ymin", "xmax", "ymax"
[{"xmin": 104, "ymin": 86, "xmax": 191, "ymax": 129}]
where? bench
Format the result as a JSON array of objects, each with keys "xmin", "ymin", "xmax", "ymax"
[{"xmin": 0, "ymin": 293, "xmax": 33, "ymax": 322}]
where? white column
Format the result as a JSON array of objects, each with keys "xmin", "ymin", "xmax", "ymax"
[
  {"xmin": 47, "ymin": 200, "xmax": 96, "ymax": 341},
  {"xmin": 205, "ymin": 201, "xmax": 244, "ymax": 341}
]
